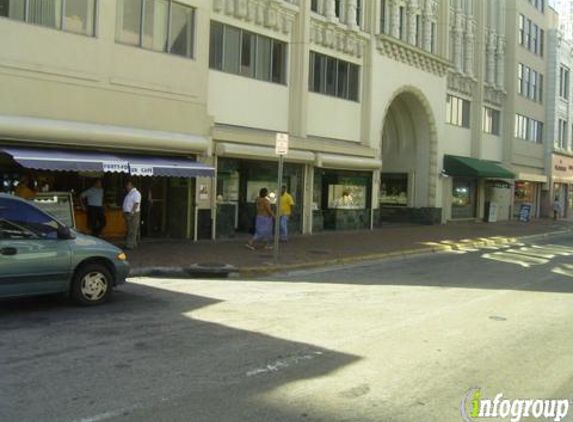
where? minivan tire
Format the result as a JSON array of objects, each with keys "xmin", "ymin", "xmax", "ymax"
[{"xmin": 71, "ymin": 263, "xmax": 113, "ymax": 306}]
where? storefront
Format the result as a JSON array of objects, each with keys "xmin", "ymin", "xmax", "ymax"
[
  {"xmin": 0, "ymin": 146, "xmax": 215, "ymax": 240},
  {"xmin": 214, "ymin": 142, "xmax": 313, "ymax": 238},
  {"xmin": 443, "ymin": 155, "xmax": 514, "ymax": 221},
  {"xmin": 312, "ymin": 153, "xmax": 380, "ymax": 232},
  {"xmin": 512, "ymin": 176, "xmax": 544, "ymax": 219},
  {"xmin": 551, "ymin": 154, "xmax": 573, "ymax": 218}
]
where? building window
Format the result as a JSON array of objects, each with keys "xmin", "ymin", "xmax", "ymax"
[
  {"xmin": 0, "ymin": 0, "xmax": 97, "ymax": 36},
  {"xmin": 519, "ymin": 15, "xmax": 525, "ymax": 45},
  {"xmin": 209, "ymin": 22, "xmax": 287, "ymax": 85},
  {"xmin": 519, "ymin": 64, "xmax": 543, "ymax": 103},
  {"xmin": 558, "ymin": 119, "xmax": 568, "ymax": 149},
  {"xmin": 446, "ymin": 94, "xmax": 471, "ymax": 128},
  {"xmin": 309, "ymin": 52, "xmax": 360, "ymax": 101},
  {"xmin": 515, "ymin": 114, "xmax": 543, "ymax": 143},
  {"xmin": 399, "ymin": 6, "xmax": 405, "ymax": 40},
  {"xmin": 560, "ymin": 66, "xmax": 570, "ymax": 99},
  {"xmin": 518, "ymin": 63, "xmax": 524, "ymax": 95},
  {"xmin": 483, "ymin": 107, "xmax": 501, "ymax": 136},
  {"xmin": 519, "ymin": 15, "xmax": 544, "ymax": 56},
  {"xmin": 116, "ymin": 0, "xmax": 195, "ymax": 59},
  {"xmin": 527, "ymin": 0, "xmax": 544, "ymax": 13},
  {"xmin": 380, "ymin": 0, "xmax": 387, "ymax": 33},
  {"xmin": 311, "ymin": 0, "xmax": 319, "ymax": 12},
  {"xmin": 356, "ymin": 0, "xmax": 362, "ymax": 27}
]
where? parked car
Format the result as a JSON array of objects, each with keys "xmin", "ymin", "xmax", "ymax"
[{"xmin": 0, "ymin": 193, "xmax": 129, "ymax": 305}]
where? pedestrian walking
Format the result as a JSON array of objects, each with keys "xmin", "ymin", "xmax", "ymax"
[
  {"xmin": 246, "ymin": 188, "xmax": 275, "ymax": 250},
  {"xmin": 80, "ymin": 179, "xmax": 106, "ymax": 237},
  {"xmin": 279, "ymin": 185, "xmax": 294, "ymax": 241},
  {"xmin": 123, "ymin": 180, "xmax": 141, "ymax": 250},
  {"xmin": 554, "ymin": 197, "xmax": 562, "ymax": 220}
]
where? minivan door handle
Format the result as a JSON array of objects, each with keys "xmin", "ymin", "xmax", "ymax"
[{"xmin": 0, "ymin": 247, "xmax": 17, "ymax": 256}]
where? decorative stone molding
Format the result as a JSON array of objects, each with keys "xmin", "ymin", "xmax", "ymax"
[
  {"xmin": 212, "ymin": 0, "xmax": 296, "ymax": 36},
  {"xmin": 483, "ymin": 85, "xmax": 506, "ymax": 107},
  {"xmin": 310, "ymin": 19, "xmax": 367, "ymax": 58},
  {"xmin": 376, "ymin": 34, "xmax": 451, "ymax": 77},
  {"xmin": 447, "ymin": 71, "xmax": 476, "ymax": 97}
]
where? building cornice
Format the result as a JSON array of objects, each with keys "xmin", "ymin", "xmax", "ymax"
[
  {"xmin": 212, "ymin": 0, "xmax": 297, "ymax": 36},
  {"xmin": 309, "ymin": 17, "xmax": 369, "ymax": 59},
  {"xmin": 375, "ymin": 34, "xmax": 451, "ymax": 77}
]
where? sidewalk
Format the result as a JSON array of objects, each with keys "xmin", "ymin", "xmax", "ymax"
[{"xmin": 126, "ymin": 219, "xmax": 573, "ymax": 277}]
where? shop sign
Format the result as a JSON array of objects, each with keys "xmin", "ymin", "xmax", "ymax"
[
  {"xmin": 103, "ymin": 161, "xmax": 129, "ymax": 173},
  {"xmin": 275, "ymin": 133, "xmax": 289, "ymax": 156},
  {"xmin": 130, "ymin": 165, "xmax": 154, "ymax": 176},
  {"xmin": 552, "ymin": 154, "xmax": 573, "ymax": 179}
]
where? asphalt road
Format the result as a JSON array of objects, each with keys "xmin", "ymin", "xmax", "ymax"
[{"xmin": 2, "ymin": 235, "xmax": 573, "ymax": 422}]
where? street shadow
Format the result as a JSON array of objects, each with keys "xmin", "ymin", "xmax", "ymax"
[{"xmin": 0, "ymin": 283, "xmax": 362, "ymax": 422}]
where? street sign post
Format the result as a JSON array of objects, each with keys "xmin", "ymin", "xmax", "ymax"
[{"xmin": 274, "ymin": 133, "xmax": 289, "ymax": 265}]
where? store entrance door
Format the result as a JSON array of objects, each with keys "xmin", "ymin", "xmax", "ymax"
[
  {"xmin": 139, "ymin": 178, "xmax": 166, "ymax": 237},
  {"xmin": 452, "ymin": 178, "xmax": 477, "ymax": 219}
]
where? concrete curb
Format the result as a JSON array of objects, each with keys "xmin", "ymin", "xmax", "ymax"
[{"xmin": 129, "ymin": 227, "xmax": 573, "ymax": 279}]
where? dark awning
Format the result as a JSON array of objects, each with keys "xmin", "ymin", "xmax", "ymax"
[
  {"xmin": 1, "ymin": 147, "xmax": 215, "ymax": 178},
  {"xmin": 2, "ymin": 147, "xmax": 129, "ymax": 173},
  {"xmin": 444, "ymin": 155, "xmax": 515, "ymax": 179},
  {"xmin": 116, "ymin": 154, "xmax": 215, "ymax": 178}
]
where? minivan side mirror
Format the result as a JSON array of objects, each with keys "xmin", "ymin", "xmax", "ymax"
[{"xmin": 57, "ymin": 225, "xmax": 75, "ymax": 240}]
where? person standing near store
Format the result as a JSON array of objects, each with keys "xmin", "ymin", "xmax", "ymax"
[
  {"xmin": 123, "ymin": 180, "xmax": 141, "ymax": 250},
  {"xmin": 14, "ymin": 175, "xmax": 36, "ymax": 200},
  {"xmin": 246, "ymin": 188, "xmax": 275, "ymax": 250},
  {"xmin": 279, "ymin": 185, "xmax": 294, "ymax": 242},
  {"xmin": 554, "ymin": 197, "xmax": 562, "ymax": 220},
  {"xmin": 80, "ymin": 179, "xmax": 106, "ymax": 237}
]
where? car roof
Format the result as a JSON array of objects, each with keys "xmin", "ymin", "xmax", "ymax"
[{"xmin": 0, "ymin": 193, "xmax": 27, "ymax": 203}]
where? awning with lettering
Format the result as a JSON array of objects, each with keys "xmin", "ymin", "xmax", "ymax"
[
  {"xmin": 1, "ymin": 147, "xmax": 214, "ymax": 178},
  {"xmin": 443, "ymin": 155, "xmax": 515, "ymax": 179}
]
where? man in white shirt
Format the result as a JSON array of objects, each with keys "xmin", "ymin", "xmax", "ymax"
[
  {"xmin": 80, "ymin": 179, "xmax": 106, "ymax": 237},
  {"xmin": 123, "ymin": 180, "xmax": 141, "ymax": 250}
]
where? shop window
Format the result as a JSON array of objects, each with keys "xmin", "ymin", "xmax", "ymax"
[
  {"xmin": 309, "ymin": 51, "xmax": 360, "ymax": 101},
  {"xmin": 209, "ymin": 22, "xmax": 287, "ymax": 85},
  {"xmin": 0, "ymin": 0, "xmax": 96, "ymax": 36},
  {"xmin": 514, "ymin": 182, "xmax": 535, "ymax": 204},
  {"xmin": 380, "ymin": 174, "xmax": 408, "ymax": 206},
  {"xmin": 328, "ymin": 185, "xmax": 367, "ymax": 210},
  {"xmin": 116, "ymin": 0, "xmax": 196, "ymax": 59}
]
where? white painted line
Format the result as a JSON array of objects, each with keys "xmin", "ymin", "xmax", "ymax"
[{"xmin": 246, "ymin": 351, "xmax": 324, "ymax": 377}]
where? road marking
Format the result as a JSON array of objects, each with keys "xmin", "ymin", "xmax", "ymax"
[
  {"xmin": 71, "ymin": 405, "xmax": 143, "ymax": 422},
  {"xmin": 246, "ymin": 351, "xmax": 324, "ymax": 377}
]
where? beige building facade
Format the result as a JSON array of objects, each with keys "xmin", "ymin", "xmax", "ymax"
[{"xmin": 0, "ymin": 0, "xmax": 560, "ymax": 240}]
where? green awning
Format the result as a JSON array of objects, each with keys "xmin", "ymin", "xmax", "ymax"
[{"xmin": 443, "ymin": 155, "xmax": 515, "ymax": 179}]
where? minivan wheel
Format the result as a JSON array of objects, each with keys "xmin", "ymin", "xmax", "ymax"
[{"xmin": 71, "ymin": 264, "xmax": 113, "ymax": 306}]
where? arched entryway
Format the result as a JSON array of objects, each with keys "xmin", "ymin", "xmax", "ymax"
[{"xmin": 379, "ymin": 87, "xmax": 440, "ymax": 224}]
